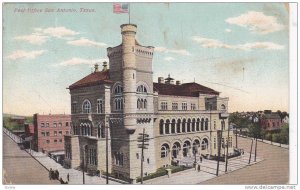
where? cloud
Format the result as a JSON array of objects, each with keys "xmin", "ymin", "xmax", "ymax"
[
  {"xmin": 155, "ymin": 46, "xmax": 191, "ymax": 56},
  {"xmin": 164, "ymin": 57, "xmax": 175, "ymax": 62},
  {"xmin": 67, "ymin": 38, "xmax": 107, "ymax": 47},
  {"xmin": 225, "ymin": 29, "xmax": 232, "ymax": 33},
  {"xmin": 225, "ymin": 11, "xmax": 285, "ymax": 34},
  {"xmin": 14, "ymin": 34, "xmax": 49, "ymax": 45},
  {"xmin": 34, "ymin": 27, "xmax": 79, "ymax": 38},
  {"xmin": 58, "ymin": 58, "xmax": 108, "ymax": 66},
  {"xmin": 192, "ymin": 36, "xmax": 284, "ymax": 51},
  {"xmin": 6, "ymin": 50, "xmax": 46, "ymax": 60}
]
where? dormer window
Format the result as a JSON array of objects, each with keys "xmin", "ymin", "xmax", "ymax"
[{"xmin": 137, "ymin": 85, "xmax": 147, "ymax": 93}]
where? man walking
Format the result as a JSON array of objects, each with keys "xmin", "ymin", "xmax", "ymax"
[
  {"xmin": 67, "ymin": 173, "xmax": 70, "ymax": 182},
  {"xmin": 49, "ymin": 168, "xmax": 53, "ymax": 180}
]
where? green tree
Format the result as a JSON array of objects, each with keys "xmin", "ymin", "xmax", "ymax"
[{"xmin": 279, "ymin": 123, "xmax": 289, "ymax": 144}]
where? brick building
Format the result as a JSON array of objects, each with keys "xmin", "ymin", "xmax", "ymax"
[
  {"xmin": 33, "ymin": 114, "xmax": 71, "ymax": 153},
  {"xmin": 260, "ymin": 113, "xmax": 283, "ymax": 131},
  {"xmin": 64, "ymin": 23, "xmax": 233, "ymax": 183},
  {"xmin": 25, "ymin": 123, "xmax": 34, "ymax": 135}
]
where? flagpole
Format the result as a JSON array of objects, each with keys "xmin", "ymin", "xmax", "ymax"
[{"xmin": 129, "ymin": 3, "xmax": 131, "ymax": 24}]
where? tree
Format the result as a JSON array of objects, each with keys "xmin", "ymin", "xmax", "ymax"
[
  {"xmin": 272, "ymin": 133, "xmax": 280, "ymax": 143},
  {"xmin": 279, "ymin": 123, "xmax": 289, "ymax": 144}
]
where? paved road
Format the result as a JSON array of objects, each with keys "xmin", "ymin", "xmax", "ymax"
[
  {"xmin": 201, "ymin": 137, "xmax": 289, "ymax": 184},
  {"xmin": 3, "ymin": 133, "xmax": 59, "ymax": 184}
]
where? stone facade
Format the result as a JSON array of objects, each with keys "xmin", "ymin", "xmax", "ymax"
[{"xmin": 65, "ymin": 23, "xmax": 234, "ymax": 183}]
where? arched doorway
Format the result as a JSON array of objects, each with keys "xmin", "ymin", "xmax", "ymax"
[
  {"xmin": 192, "ymin": 139, "xmax": 200, "ymax": 154},
  {"xmin": 201, "ymin": 138, "xmax": 209, "ymax": 152},
  {"xmin": 183, "ymin": 141, "xmax": 191, "ymax": 157},
  {"xmin": 172, "ymin": 142, "xmax": 181, "ymax": 159}
]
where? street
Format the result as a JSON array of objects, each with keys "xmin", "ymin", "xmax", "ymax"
[
  {"xmin": 3, "ymin": 132, "xmax": 59, "ymax": 184},
  {"xmin": 201, "ymin": 136, "xmax": 289, "ymax": 184}
]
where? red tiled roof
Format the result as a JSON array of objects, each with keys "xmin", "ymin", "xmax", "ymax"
[
  {"xmin": 69, "ymin": 70, "xmax": 112, "ymax": 90},
  {"xmin": 153, "ymin": 82, "xmax": 219, "ymax": 97}
]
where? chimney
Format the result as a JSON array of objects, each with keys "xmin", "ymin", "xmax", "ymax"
[
  {"xmin": 158, "ymin": 77, "xmax": 165, "ymax": 84},
  {"xmin": 94, "ymin": 63, "xmax": 99, "ymax": 72},
  {"xmin": 102, "ymin": 61, "xmax": 108, "ymax": 71},
  {"xmin": 176, "ymin": 80, "xmax": 181, "ymax": 85}
]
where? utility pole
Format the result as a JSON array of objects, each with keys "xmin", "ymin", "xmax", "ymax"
[
  {"xmin": 235, "ymin": 127, "xmax": 238, "ymax": 148},
  {"xmin": 82, "ymin": 146, "xmax": 86, "ymax": 184},
  {"xmin": 216, "ymin": 129, "xmax": 222, "ymax": 176},
  {"xmin": 254, "ymin": 138, "xmax": 257, "ymax": 162},
  {"xmin": 225, "ymin": 121, "xmax": 230, "ymax": 172},
  {"xmin": 248, "ymin": 139, "xmax": 253, "ymax": 165},
  {"xmin": 137, "ymin": 128, "xmax": 150, "ymax": 184},
  {"xmin": 105, "ymin": 115, "xmax": 109, "ymax": 184}
]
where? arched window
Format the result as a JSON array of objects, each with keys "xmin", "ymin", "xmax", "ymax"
[
  {"xmin": 144, "ymin": 99, "xmax": 147, "ymax": 109},
  {"xmin": 201, "ymin": 118, "xmax": 204, "ymax": 131},
  {"xmin": 171, "ymin": 119, "xmax": 176, "ymax": 134},
  {"xmin": 82, "ymin": 99, "xmax": 91, "ymax": 113},
  {"xmin": 140, "ymin": 99, "xmax": 144, "ymax": 109},
  {"xmin": 172, "ymin": 142, "xmax": 181, "ymax": 159},
  {"xmin": 137, "ymin": 99, "xmax": 140, "ymax": 109},
  {"xmin": 182, "ymin": 119, "xmax": 186, "ymax": 133},
  {"xmin": 205, "ymin": 118, "xmax": 209, "ymax": 130},
  {"xmin": 187, "ymin": 119, "xmax": 191, "ymax": 132},
  {"xmin": 114, "ymin": 85, "xmax": 123, "ymax": 94},
  {"xmin": 192, "ymin": 119, "xmax": 196, "ymax": 132},
  {"xmin": 159, "ymin": 119, "xmax": 164, "ymax": 135},
  {"xmin": 176, "ymin": 119, "xmax": 181, "ymax": 133},
  {"xmin": 137, "ymin": 85, "xmax": 147, "ymax": 93},
  {"xmin": 221, "ymin": 120, "xmax": 225, "ymax": 130},
  {"xmin": 161, "ymin": 144, "xmax": 170, "ymax": 158},
  {"xmin": 196, "ymin": 118, "xmax": 200, "ymax": 131},
  {"xmin": 165, "ymin": 119, "xmax": 170, "ymax": 134}
]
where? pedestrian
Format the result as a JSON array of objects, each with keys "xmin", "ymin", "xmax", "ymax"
[
  {"xmin": 59, "ymin": 177, "xmax": 65, "ymax": 184},
  {"xmin": 197, "ymin": 165, "xmax": 201, "ymax": 172},
  {"xmin": 67, "ymin": 173, "xmax": 70, "ymax": 182},
  {"xmin": 200, "ymin": 156, "xmax": 203, "ymax": 163},
  {"xmin": 55, "ymin": 170, "xmax": 59, "ymax": 180},
  {"xmin": 49, "ymin": 168, "xmax": 53, "ymax": 180}
]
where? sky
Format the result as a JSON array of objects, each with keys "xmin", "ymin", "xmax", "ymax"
[{"xmin": 3, "ymin": 2, "xmax": 290, "ymax": 116}]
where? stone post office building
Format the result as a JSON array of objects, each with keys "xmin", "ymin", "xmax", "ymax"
[{"xmin": 64, "ymin": 23, "xmax": 234, "ymax": 183}]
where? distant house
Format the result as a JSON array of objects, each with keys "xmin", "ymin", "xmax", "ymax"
[
  {"xmin": 260, "ymin": 113, "xmax": 282, "ymax": 131},
  {"xmin": 9, "ymin": 116, "xmax": 26, "ymax": 125},
  {"xmin": 282, "ymin": 115, "xmax": 289, "ymax": 124}
]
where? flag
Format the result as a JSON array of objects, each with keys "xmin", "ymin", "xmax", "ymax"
[{"xmin": 113, "ymin": 3, "xmax": 129, "ymax": 14}]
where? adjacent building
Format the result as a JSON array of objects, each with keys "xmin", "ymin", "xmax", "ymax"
[
  {"xmin": 64, "ymin": 23, "xmax": 234, "ymax": 183},
  {"xmin": 33, "ymin": 114, "xmax": 71, "ymax": 153},
  {"xmin": 260, "ymin": 113, "xmax": 283, "ymax": 131}
]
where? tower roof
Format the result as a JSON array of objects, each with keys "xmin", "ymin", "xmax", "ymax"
[
  {"xmin": 153, "ymin": 82, "xmax": 219, "ymax": 97},
  {"xmin": 68, "ymin": 69, "xmax": 112, "ymax": 90}
]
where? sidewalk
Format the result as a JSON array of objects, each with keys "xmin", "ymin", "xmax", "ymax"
[{"xmin": 238, "ymin": 135, "xmax": 289, "ymax": 149}]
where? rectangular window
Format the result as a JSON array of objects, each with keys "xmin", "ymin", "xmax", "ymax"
[
  {"xmin": 172, "ymin": 103, "xmax": 178, "ymax": 110},
  {"xmin": 66, "ymin": 122, "xmax": 69, "ymax": 127},
  {"xmin": 59, "ymin": 131, "xmax": 62, "ymax": 136},
  {"xmin": 182, "ymin": 102, "xmax": 187, "ymax": 110},
  {"xmin": 53, "ymin": 123, "xmax": 57, "ymax": 128},
  {"xmin": 54, "ymin": 131, "xmax": 57, "ymax": 136},
  {"xmin": 54, "ymin": 139, "xmax": 57, "ymax": 143},
  {"xmin": 191, "ymin": 103, "xmax": 196, "ymax": 110},
  {"xmin": 41, "ymin": 123, "xmax": 45, "ymax": 128},
  {"xmin": 160, "ymin": 102, "xmax": 168, "ymax": 110},
  {"xmin": 46, "ymin": 140, "xmax": 50, "ymax": 143},
  {"xmin": 214, "ymin": 138, "xmax": 216, "ymax": 149},
  {"xmin": 59, "ymin": 139, "xmax": 62, "ymax": 143},
  {"xmin": 46, "ymin": 123, "xmax": 49, "ymax": 128},
  {"xmin": 41, "ymin": 132, "xmax": 45, "ymax": 136},
  {"xmin": 46, "ymin": 132, "xmax": 50, "ymax": 136},
  {"xmin": 115, "ymin": 152, "xmax": 124, "ymax": 166},
  {"xmin": 58, "ymin": 123, "xmax": 62, "ymax": 128}
]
